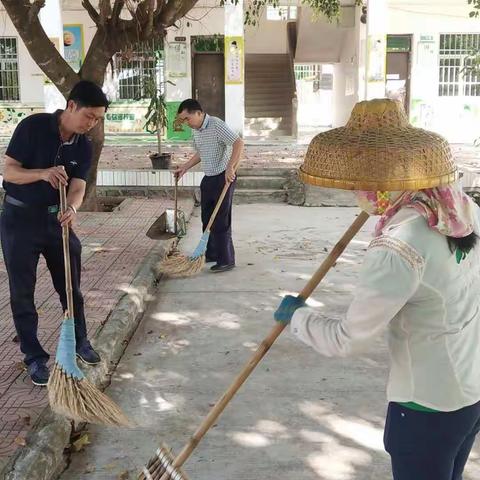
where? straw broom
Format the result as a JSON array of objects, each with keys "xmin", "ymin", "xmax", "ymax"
[
  {"xmin": 157, "ymin": 177, "xmax": 233, "ymax": 277},
  {"xmin": 47, "ymin": 183, "xmax": 131, "ymax": 427},
  {"xmin": 139, "ymin": 211, "xmax": 370, "ymax": 479}
]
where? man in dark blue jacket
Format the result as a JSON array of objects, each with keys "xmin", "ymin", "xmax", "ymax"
[{"xmin": 1, "ymin": 80, "xmax": 109, "ymax": 386}]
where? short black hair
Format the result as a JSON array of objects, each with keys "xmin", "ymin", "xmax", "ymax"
[
  {"xmin": 177, "ymin": 99, "xmax": 203, "ymax": 114},
  {"xmin": 67, "ymin": 80, "xmax": 110, "ymax": 109}
]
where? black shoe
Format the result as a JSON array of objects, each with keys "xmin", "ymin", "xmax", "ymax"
[
  {"xmin": 205, "ymin": 256, "xmax": 217, "ymax": 264},
  {"xmin": 27, "ymin": 359, "xmax": 50, "ymax": 386},
  {"xmin": 76, "ymin": 341, "xmax": 101, "ymax": 365},
  {"xmin": 210, "ymin": 263, "xmax": 235, "ymax": 273}
]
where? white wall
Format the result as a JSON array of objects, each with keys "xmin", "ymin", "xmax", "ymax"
[
  {"xmin": 387, "ymin": 0, "xmax": 480, "ymax": 143},
  {"xmin": 296, "ymin": 6, "xmax": 355, "ymax": 63},
  {"xmin": 165, "ymin": 6, "xmax": 225, "ymax": 102},
  {"xmin": 0, "ymin": 9, "xmax": 46, "ymax": 105},
  {"xmin": 333, "ymin": 25, "xmax": 360, "ymax": 127},
  {"xmin": 244, "ymin": 10, "xmax": 288, "ymax": 54}
]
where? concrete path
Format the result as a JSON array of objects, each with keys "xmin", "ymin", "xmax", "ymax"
[{"xmin": 59, "ymin": 204, "xmax": 480, "ymax": 480}]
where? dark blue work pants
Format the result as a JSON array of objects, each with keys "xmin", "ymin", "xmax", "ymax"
[
  {"xmin": 384, "ymin": 401, "xmax": 480, "ymax": 480},
  {"xmin": 0, "ymin": 203, "xmax": 87, "ymax": 365},
  {"xmin": 200, "ymin": 172, "xmax": 236, "ymax": 266}
]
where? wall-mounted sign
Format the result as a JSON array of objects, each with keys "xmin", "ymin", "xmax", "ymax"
[
  {"xmin": 167, "ymin": 42, "xmax": 187, "ymax": 78},
  {"xmin": 63, "ymin": 24, "xmax": 84, "ymax": 72},
  {"xmin": 225, "ymin": 36, "xmax": 244, "ymax": 85},
  {"xmin": 174, "ymin": 36, "xmax": 187, "ymax": 42},
  {"xmin": 420, "ymin": 35, "xmax": 435, "ymax": 43}
]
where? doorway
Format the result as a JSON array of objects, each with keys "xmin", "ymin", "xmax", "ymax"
[
  {"xmin": 386, "ymin": 35, "xmax": 412, "ymax": 115},
  {"xmin": 192, "ymin": 53, "xmax": 225, "ymax": 119}
]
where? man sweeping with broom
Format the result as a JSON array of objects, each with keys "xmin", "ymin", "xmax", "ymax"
[
  {"xmin": 174, "ymin": 99, "xmax": 243, "ymax": 273},
  {"xmin": 1, "ymin": 81, "xmax": 108, "ymax": 386}
]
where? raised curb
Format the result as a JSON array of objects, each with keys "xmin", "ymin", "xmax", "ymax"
[{"xmin": 0, "ymin": 199, "xmax": 194, "ymax": 480}]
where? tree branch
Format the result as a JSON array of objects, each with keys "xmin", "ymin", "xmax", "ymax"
[
  {"xmin": 112, "ymin": 0, "xmax": 125, "ymax": 23},
  {"xmin": 158, "ymin": 0, "xmax": 200, "ymax": 27},
  {"xmin": 28, "ymin": 0, "xmax": 46, "ymax": 23},
  {"xmin": 125, "ymin": 0, "xmax": 138, "ymax": 18},
  {"xmin": 154, "ymin": 0, "xmax": 165, "ymax": 16},
  {"xmin": 81, "ymin": 0, "xmax": 101, "ymax": 25},
  {"xmin": 99, "ymin": 0, "xmax": 113, "ymax": 24},
  {"xmin": 146, "ymin": 0, "xmax": 155, "ymax": 38}
]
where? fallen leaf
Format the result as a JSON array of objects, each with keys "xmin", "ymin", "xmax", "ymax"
[
  {"xmin": 14, "ymin": 436, "xmax": 26, "ymax": 446},
  {"xmin": 118, "ymin": 471, "xmax": 130, "ymax": 480},
  {"xmin": 133, "ymin": 353, "xmax": 142, "ymax": 357},
  {"xmin": 72, "ymin": 433, "xmax": 90, "ymax": 452},
  {"xmin": 147, "ymin": 330, "xmax": 154, "ymax": 334},
  {"xmin": 21, "ymin": 415, "xmax": 31, "ymax": 426},
  {"xmin": 15, "ymin": 362, "xmax": 26, "ymax": 371}
]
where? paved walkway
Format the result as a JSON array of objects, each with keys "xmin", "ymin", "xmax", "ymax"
[
  {"xmin": 0, "ymin": 197, "xmax": 184, "ymax": 468},
  {"xmin": 58, "ymin": 205, "xmax": 480, "ymax": 480},
  {"xmin": 1, "ymin": 138, "xmax": 480, "ymax": 176}
]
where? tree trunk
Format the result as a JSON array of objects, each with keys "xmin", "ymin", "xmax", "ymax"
[
  {"xmin": 78, "ymin": 30, "xmax": 118, "ymax": 211},
  {"xmin": 82, "ymin": 120, "xmax": 105, "ymax": 211}
]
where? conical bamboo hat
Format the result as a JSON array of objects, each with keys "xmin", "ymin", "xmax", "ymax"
[{"xmin": 299, "ymin": 98, "xmax": 458, "ymax": 191}]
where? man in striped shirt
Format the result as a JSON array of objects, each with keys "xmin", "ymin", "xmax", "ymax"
[{"xmin": 175, "ymin": 99, "xmax": 244, "ymax": 273}]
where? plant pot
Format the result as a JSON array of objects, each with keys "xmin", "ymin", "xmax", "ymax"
[{"xmin": 150, "ymin": 152, "xmax": 172, "ymax": 170}]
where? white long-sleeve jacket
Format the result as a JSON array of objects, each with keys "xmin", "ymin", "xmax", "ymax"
[{"xmin": 291, "ymin": 206, "xmax": 480, "ymax": 411}]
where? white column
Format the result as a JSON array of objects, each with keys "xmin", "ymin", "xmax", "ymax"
[
  {"xmin": 224, "ymin": 1, "xmax": 245, "ymax": 135},
  {"xmin": 364, "ymin": 0, "xmax": 387, "ymax": 100},
  {"xmin": 40, "ymin": 0, "xmax": 66, "ymax": 111}
]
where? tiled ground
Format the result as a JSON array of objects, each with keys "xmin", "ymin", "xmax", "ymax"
[{"xmin": 0, "ymin": 198, "xmax": 175, "ymax": 461}]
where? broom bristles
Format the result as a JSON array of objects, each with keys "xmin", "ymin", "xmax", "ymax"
[
  {"xmin": 156, "ymin": 231, "xmax": 209, "ymax": 277},
  {"xmin": 48, "ymin": 363, "xmax": 132, "ymax": 427},
  {"xmin": 156, "ymin": 253, "xmax": 205, "ymax": 278}
]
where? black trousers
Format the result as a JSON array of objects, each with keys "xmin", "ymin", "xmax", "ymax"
[
  {"xmin": 384, "ymin": 401, "xmax": 480, "ymax": 480},
  {"xmin": 200, "ymin": 172, "xmax": 236, "ymax": 266},
  {"xmin": 0, "ymin": 203, "xmax": 87, "ymax": 365}
]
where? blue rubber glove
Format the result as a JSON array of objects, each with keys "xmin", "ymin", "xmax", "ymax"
[{"xmin": 274, "ymin": 295, "xmax": 307, "ymax": 324}]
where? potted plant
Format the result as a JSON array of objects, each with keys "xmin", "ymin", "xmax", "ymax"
[{"xmin": 143, "ymin": 52, "xmax": 173, "ymax": 170}]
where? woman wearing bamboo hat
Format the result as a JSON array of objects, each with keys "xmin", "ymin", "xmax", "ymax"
[{"xmin": 274, "ymin": 99, "xmax": 480, "ymax": 480}]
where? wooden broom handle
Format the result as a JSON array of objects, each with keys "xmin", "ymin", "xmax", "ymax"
[
  {"xmin": 60, "ymin": 183, "xmax": 75, "ymax": 319},
  {"xmin": 204, "ymin": 167, "xmax": 239, "ymax": 232},
  {"xmin": 159, "ymin": 210, "xmax": 370, "ymax": 478},
  {"xmin": 174, "ymin": 176, "xmax": 178, "ymax": 235}
]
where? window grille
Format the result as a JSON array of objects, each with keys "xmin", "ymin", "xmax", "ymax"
[
  {"xmin": 113, "ymin": 41, "xmax": 163, "ymax": 100},
  {"xmin": 439, "ymin": 33, "xmax": 480, "ymax": 97},
  {"xmin": 0, "ymin": 37, "xmax": 20, "ymax": 101}
]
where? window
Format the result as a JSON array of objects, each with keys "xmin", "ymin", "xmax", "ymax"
[
  {"xmin": 295, "ymin": 64, "xmax": 333, "ymax": 91},
  {"xmin": 112, "ymin": 41, "xmax": 163, "ymax": 100},
  {"xmin": 295, "ymin": 64, "xmax": 321, "ymax": 81},
  {"xmin": 266, "ymin": 6, "xmax": 297, "ymax": 21},
  {"xmin": 439, "ymin": 33, "xmax": 480, "ymax": 97},
  {"xmin": 0, "ymin": 37, "xmax": 20, "ymax": 101}
]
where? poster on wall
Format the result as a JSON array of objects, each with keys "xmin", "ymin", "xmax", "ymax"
[
  {"xmin": 417, "ymin": 35, "xmax": 436, "ymax": 68},
  {"xmin": 367, "ymin": 35, "xmax": 386, "ymax": 83},
  {"xmin": 167, "ymin": 42, "xmax": 187, "ymax": 78},
  {"xmin": 225, "ymin": 36, "xmax": 244, "ymax": 85},
  {"xmin": 63, "ymin": 24, "xmax": 84, "ymax": 72}
]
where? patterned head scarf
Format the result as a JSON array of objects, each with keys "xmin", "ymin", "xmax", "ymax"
[{"xmin": 372, "ymin": 182, "xmax": 475, "ymax": 239}]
